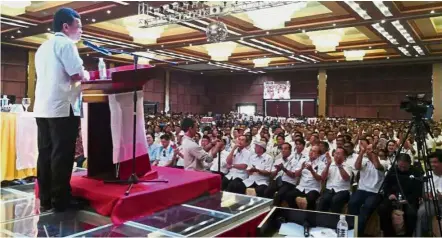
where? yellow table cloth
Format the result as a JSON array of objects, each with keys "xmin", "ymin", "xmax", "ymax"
[{"xmin": 0, "ymin": 112, "xmax": 36, "ymax": 181}]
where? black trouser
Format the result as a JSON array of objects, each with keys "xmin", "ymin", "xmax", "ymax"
[
  {"xmin": 377, "ymin": 198, "xmax": 417, "ymax": 237},
  {"xmin": 274, "ymin": 181, "xmax": 296, "ymax": 206},
  {"xmin": 36, "ymin": 108, "xmax": 79, "ymax": 210},
  {"xmin": 225, "ymin": 177, "xmax": 245, "ymax": 194},
  {"xmin": 247, "ymin": 182, "xmax": 268, "ymax": 198},
  {"xmin": 317, "ymin": 189, "xmax": 350, "ymax": 214},
  {"xmin": 286, "ymin": 188, "xmax": 321, "ymax": 210},
  {"xmin": 264, "ymin": 177, "xmax": 283, "ymax": 199}
]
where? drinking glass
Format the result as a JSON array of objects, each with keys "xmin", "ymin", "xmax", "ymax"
[{"xmin": 22, "ymin": 98, "xmax": 31, "ymax": 112}]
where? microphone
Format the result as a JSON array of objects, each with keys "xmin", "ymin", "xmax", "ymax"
[{"xmin": 83, "ymin": 40, "xmax": 112, "ymax": 56}]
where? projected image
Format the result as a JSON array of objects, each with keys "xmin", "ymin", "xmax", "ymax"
[{"xmin": 263, "ymin": 81, "xmax": 291, "ymax": 99}]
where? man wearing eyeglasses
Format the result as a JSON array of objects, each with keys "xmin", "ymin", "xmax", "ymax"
[{"xmin": 154, "ymin": 134, "xmax": 174, "ymax": 167}]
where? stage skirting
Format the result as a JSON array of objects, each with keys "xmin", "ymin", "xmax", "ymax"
[{"xmin": 70, "ymin": 166, "xmax": 221, "ymax": 225}]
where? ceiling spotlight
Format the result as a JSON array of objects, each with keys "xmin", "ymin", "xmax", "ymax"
[
  {"xmin": 431, "ymin": 10, "xmax": 435, "ymax": 14},
  {"xmin": 186, "ymin": 61, "xmax": 189, "ymax": 64},
  {"xmin": 17, "ymin": 30, "xmax": 21, "ymax": 33},
  {"xmin": 369, "ymin": 46, "xmax": 372, "ymax": 49},
  {"xmin": 11, "ymin": 35, "xmax": 15, "ymax": 39},
  {"xmin": 230, "ymin": 70, "xmax": 233, "ymax": 72},
  {"xmin": 381, "ymin": 19, "xmax": 386, "ymax": 24},
  {"xmin": 266, "ymin": 31, "xmax": 269, "ymax": 35},
  {"xmin": 336, "ymin": 60, "xmax": 339, "ymax": 62},
  {"xmin": 247, "ymin": 58, "xmax": 250, "ymax": 60},
  {"xmin": 302, "ymin": 29, "xmax": 306, "ymax": 33},
  {"xmin": 87, "ymin": 54, "xmax": 90, "ymax": 56},
  {"xmin": 333, "ymin": 23, "xmax": 336, "ymax": 26},
  {"xmin": 201, "ymin": 72, "xmax": 203, "ymax": 74},
  {"xmin": 106, "ymin": 10, "xmax": 111, "ymax": 14},
  {"xmin": 161, "ymin": 45, "xmax": 164, "ymax": 48},
  {"xmin": 291, "ymin": 63, "xmax": 294, "ymax": 66},
  {"xmin": 387, "ymin": 56, "xmax": 389, "ymax": 59},
  {"xmin": 47, "ymin": 28, "xmax": 51, "ymax": 31},
  {"xmin": 189, "ymin": 43, "xmax": 192, "ymax": 46},
  {"xmin": 276, "ymin": 66, "xmax": 279, "ymax": 68},
  {"xmin": 406, "ymin": 44, "xmax": 409, "ymax": 47},
  {"xmin": 92, "ymin": 19, "xmax": 96, "ymax": 22}
]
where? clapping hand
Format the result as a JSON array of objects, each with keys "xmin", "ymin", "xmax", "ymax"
[
  {"xmin": 305, "ymin": 163, "xmax": 313, "ymax": 171},
  {"xmin": 325, "ymin": 152, "xmax": 332, "ymax": 165},
  {"xmin": 274, "ymin": 163, "xmax": 283, "ymax": 171}
]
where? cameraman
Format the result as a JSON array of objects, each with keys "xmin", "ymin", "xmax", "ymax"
[{"xmin": 377, "ymin": 153, "xmax": 422, "ymax": 237}]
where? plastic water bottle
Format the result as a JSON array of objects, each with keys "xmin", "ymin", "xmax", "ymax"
[
  {"xmin": 337, "ymin": 215, "xmax": 348, "ymax": 237},
  {"xmin": 98, "ymin": 58, "xmax": 107, "ymax": 80},
  {"xmin": 1, "ymin": 95, "xmax": 9, "ymax": 111}
]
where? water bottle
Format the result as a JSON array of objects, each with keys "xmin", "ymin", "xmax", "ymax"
[
  {"xmin": 337, "ymin": 215, "xmax": 348, "ymax": 237},
  {"xmin": 98, "ymin": 58, "xmax": 107, "ymax": 80},
  {"xmin": 1, "ymin": 95, "xmax": 9, "ymax": 111}
]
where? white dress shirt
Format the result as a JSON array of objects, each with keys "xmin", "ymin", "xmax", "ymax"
[
  {"xmin": 156, "ymin": 145, "xmax": 174, "ymax": 166},
  {"xmin": 357, "ymin": 158, "xmax": 389, "ymax": 193},
  {"xmin": 426, "ymin": 171, "xmax": 442, "ymax": 197},
  {"xmin": 281, "ymin": 154, "xmax": 303, "ymax": 185},
  {"xmin": 34, "ymin": 32, "xmax": 84, "ymax": 118},
  {"xmin": 175, "ymin": 145, "xmax": 185, "ymax": 167},
  {"xmin": 243, "ymin": 153, "xmax": 273, "ymax": 187},
  {"xmin": 225, "ymin": 148, "xmax": 252, "ymax": 180},
  {"xmin": 325, "ymin": 163, "xmax": 352, "ymax": 192},
  {"xmin": 296, "ymin": 157, "xmax": 326, "ymax": 193},
  {"xmin": 210, "ymin": 150, "xmax": 230, "ymax": 174},
  {"xmin": 182, "ymin": 135, "xmax": 213, "ymax": 171},
  {"xmin": 271, "ymin": 154, "xmax": 293, "ymax": 181}
]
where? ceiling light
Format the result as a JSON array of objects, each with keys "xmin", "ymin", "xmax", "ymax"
[
  {"xmin": 344, "ymin": 1, "xmax": 371, "ymax": 20},
  {"xmin": 17, "ymin": 30, "xmax": 21, "ymax": 33},
  {"xmin": 430, "ymin": 10, "xmax": 435, "ymax": 14},
  {"xmin": 201, "ymin": 72, "xmax": 203, "ymax": 74},
  {"xmin": 391, "ymin": 20, "xmax": 415, "ymax": 43},
  {"xmin": 344, "ymin": 50, "xmax": 366, "ymax": 61},
  {"xmin": 124, "ymin": 16, "xmax": 167, "ymax": 44},
  {"xmin": 333, "ymin": 23, "xmax": 336, "ymax": 26},
  {"xmin": 387, "ymin": 56, "xmax": 389, "ymax": 59},
  {"xmin": 381, "ymin": 20, "xmax": 386, "ymax": 24},
  {"xmin": 250, "ymin": 39, "xmax": 292, "ymax": 54},
  {"xmin": 47, "ymin": 28, "xmax": 51, "ymax": 31},
  {"xmin": 92, "ymin": 19, "xmax": 96, "ymax": 22},
  {"xmin": 373, "ymin": 1, "xmax": 393, "ymax": 17},
  {"xmin": 302, "ymin": 29, "xmax": 306, "ymax": 33},
  {"xmin": 10, "ymin": 35, "xmax": 15, "ymax": 39},
  {"xmin": 398, "ymin": 46, "xmax": 411, "ymax": 56},
  {"xmin": 336, "ymin": 60, "xmax": 339, "ymax": 62},
  {"xmin": 372, "ymin": 23, "xmax": 398, "ymax": 44},
  {"xmin": 307, "ymin": 29, "xmax": 345, "ymax": 52},
  {"xmin": 369, "ymin": 46, "xmax": 372, "ymax": 49},
  {"xmin": 87, "ymin": 54, "xmax": 90, "ymax": 56},
  {"xmin": 238, "ymin": 40, "xmax": 283, "ymax": 55},
  {"xmin": 246, "ymin": 2, "xmax": 307, "ymax": 30},
  {"xmin": 253, "ymin": 58, "xmax": 271, "ymax": 67},
  {"xmin": 107, "ymin": 10, "xmax": 111, "ymax": 14},
  {"xmin": 204, "ymin": 42, "xmax": 237, "ymax": 61},
  {"xmin": 413, "ymin": 45, "xmax": 425, "ymax": 55},
  {"xmin": 0, "ymin": 1, "xmax": 31, "ymax": 16}
]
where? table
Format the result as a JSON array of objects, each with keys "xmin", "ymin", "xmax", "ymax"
[{"xmin": 0, "ymin": 112, "xmax": 37, "ymax": 181}]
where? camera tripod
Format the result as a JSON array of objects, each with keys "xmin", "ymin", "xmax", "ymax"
[{"xmin": 378, "ymin": 115, "xmax": 441, "ymax": 236}]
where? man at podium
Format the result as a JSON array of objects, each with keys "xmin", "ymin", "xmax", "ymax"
[{"xmin": 33, "ymin": 8, "xmax": 87, "ymax": 212}]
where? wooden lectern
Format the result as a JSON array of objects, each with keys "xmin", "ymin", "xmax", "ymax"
[{"xmin": 81, "ymin": 65, "xmax": 161, "ymax": 180}]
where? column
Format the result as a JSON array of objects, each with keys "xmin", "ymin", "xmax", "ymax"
[
  {"xmin": 164, "ymin": 69, "xmax": 170, "ymax": 113},
  {"xmin": 317, "ymin": 69, "xmax": 327, "ymax": 117},
  {"xmin": 26, "ymin": 50, "xmax": 36, "ymax": 111},
  {"xmin": 433, "ymin": 63, "xmax": 442, "ymax": 121}
]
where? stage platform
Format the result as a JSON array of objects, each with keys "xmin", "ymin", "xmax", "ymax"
[{"xmin": 70, "ymin": 166, "xmax": 221, "ymax": 224}]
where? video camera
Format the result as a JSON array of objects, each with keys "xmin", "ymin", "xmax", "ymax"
[{"xmin": 400, "ymin": 94, "xmax": 433, "ymax": 119}]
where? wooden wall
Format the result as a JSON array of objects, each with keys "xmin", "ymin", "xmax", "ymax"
[
  {"xmin": 0, "ymin": 45, "xmax": 28, "ymax": 103},
  {"xmin": 169, "ymin": 71, "xmax": 209, "ymax": 113},
  {"xmin": 327, "ymin": 64, "xmax": 433, "ymax": 119},
  {"xmin": 204, "ymin": 70, "xmax": 318, "ymax": 114}
]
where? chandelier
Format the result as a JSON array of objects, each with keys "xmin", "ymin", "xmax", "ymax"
[
  {"xmin": 253, "ymin": 58, "xmax": 271, "ymax": 67},
  {"xmin": 344, "ymin": 50, "xmax": 366, "ymax": 61},
  {"xmin": 246, "ymin": 2, "xmax": 307, "ymax": 30},
  {"xmin": 204, "ymin": 42, "xmax": 237, "ymax": 61},
  {"xmin": 0, "ymin": 1, "xmax": 31, "ymax": 16},
  {"xmin": 307, "ymin": 29, "xmax": 345, "ymax": 52}
]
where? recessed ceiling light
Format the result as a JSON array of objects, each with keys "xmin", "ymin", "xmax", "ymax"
[
  {"xmin": 230, "ymin": 70, "xmax": 233, "ymax": 72},
  {"xmin": 302, "ymin": 29, "xmax": 306, "ymax": 33},
  {"xmin": 246, "ymin": 58, "xmax": 250, "ymax": 60},
  {"xmin": 369, "ymin": 46, "xmax": 372, "ymax": 49},
  {"xmin": 264, "ymin": 55, "xmax": 266, "ymax": 58},
  {"xmin": 189, "ymin": 43, "xmax": 192, "ymax": 46},
  {"xmin": 17, "ymin": 30, "xmax": 21, "ymax": 33},
  {"xmin": 47, "ymin": 28, "xmax": 51, "ymax": 31},
  {"xmin": 161, "ymin": 45, "xmax": 164, "ymax": 48},
  {"xmin": 240, "ymin": 37, "xmax": 243, "ymax": 40},
  {"xmin": 336, "ymin": 60, "xmax": 339, "ymax": 62},
  {"xmin": 430, "ymin": 10, "xmax": 435, "ymax": 14},
  {"xmin": 276, "ymin": 66, "xmax": 279, "ymax": 68},
  {"xmin": 200, "ymin": 72, "xmax": 203, "ymax": 74},
  {"xmin": 186, "ymin": 62, "xmax": 189, "ymax": 64},
  {"xmin": 405, "ymin": 44, "xmax": 409, "ymax": 47},
  {"xmin": 92, "ymin": 19, "xmax": 96, "ymax": 22},
  {"xmin": 387, "ymin": 56, "xmax": 389, "ymax": 59},
  {"xmin": 106, "ymin": 10, "xmax": 111, "ymax": 14},
  {"xmin": 381, "ymin": 19, "xmax": 386, "ymax": 24},
  {"xmin": 266, "ymin": 31, "xmax": 269, "ymax": 35},
  {"xmin": 87, "ymin": 54, "xmax": 90, "ymax": 56},
  {"xmin": 315, "ymin": 51, "xmax": 318, "ymax": 53},
  {"xmin": 291, "ymin": 64, "xmax": 294, "ymax": 66},
  {"xmin": 11, "ymin": 35, "xmax": 15, "ymax": 39},
  {"xmin": 333, "ymin": 23, "xmax": 336, "ymax": 26}
]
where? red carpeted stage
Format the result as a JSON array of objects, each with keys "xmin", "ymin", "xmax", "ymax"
[{"xmin": 70, "ymin": 166, "xmax": 221, "ymax": 225}]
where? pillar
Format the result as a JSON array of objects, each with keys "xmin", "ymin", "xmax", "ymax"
[
  {"xmin": 433, "ymin": 63, "xmax": 442, "ymax": 121},
  {"xmin": 164, "ymin": 69, "xmax": 170, "ymax": 113},
  {"xmin": 26, "ymin": 50, "xmax": 36, "ymax": 111},
  {"xmin": 317, "ymin": 69, "xmax": 327, "ymax": 117}
]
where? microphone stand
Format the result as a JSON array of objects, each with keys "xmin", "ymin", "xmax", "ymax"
[{"xmin": 86, "ymin": 45, "xmax": 177, "ymax": 196}]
